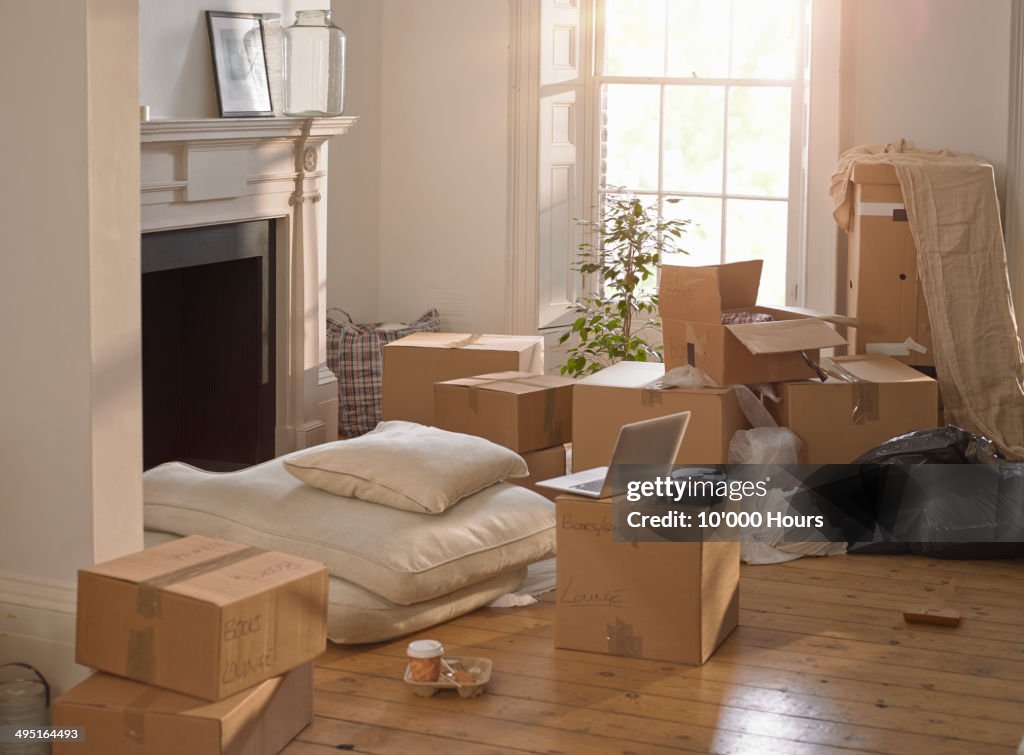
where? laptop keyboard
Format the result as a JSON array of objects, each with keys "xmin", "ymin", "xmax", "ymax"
[{"xmin": 569, "ymin": 478, "xmax": 605, "ymax": 494}]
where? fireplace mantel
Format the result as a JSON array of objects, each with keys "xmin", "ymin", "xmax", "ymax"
[
  {"xmin": 141, "ymin": 116, "xmax": 358, "ymax": 143},
  {"xmin": 140, "ymin": 116, "xmax": 358, "ymax": 454}
]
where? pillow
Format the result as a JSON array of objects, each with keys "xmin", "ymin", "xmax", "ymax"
[
  {"xmin": 143, "ymin": 459, "xmax": 555, "ymax": 605},
  {"xmin": 283, "ymin": 421, "xmax": 528, "ymax": 513}
]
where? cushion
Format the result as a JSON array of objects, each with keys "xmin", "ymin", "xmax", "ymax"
[
  {"xmin": 142, "ymin": 530, "xmax": 524, "ymax": 644},
  {"xmin": 143, "ymin": 449, "xmax": 555, "ymax": 605},
  {"xmin": 283, "ymin": 421, "xmax": 529, "ymax": 514}
]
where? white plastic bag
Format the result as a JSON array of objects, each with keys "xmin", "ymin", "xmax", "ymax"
[{"xmin": 729, "ymin": 426, "xmax": 802, "ymax": 464}]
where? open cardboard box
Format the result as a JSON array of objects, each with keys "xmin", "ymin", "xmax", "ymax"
[{"xmin": 660, "ymin": 260, "xmax": 847, "ymax": 385}]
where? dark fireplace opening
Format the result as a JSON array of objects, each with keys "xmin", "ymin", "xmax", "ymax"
[{"xmin": 142, "ymin": 221, "xmax": 276, "ymax": 471}]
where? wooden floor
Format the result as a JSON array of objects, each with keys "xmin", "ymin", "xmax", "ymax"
[{"xmin": 284, "ymin": 555, "xmax": 1024, "ymax": 754}]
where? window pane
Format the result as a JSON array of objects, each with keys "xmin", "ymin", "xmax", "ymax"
[
  {"xmin": 663, "ymin": 86, "xmax": 725, "ymax": 194},
  {"xmin": 604, "ymin": 0, "xmax": 666, "ymax": 76},
  {"xmin": 603, "ymin": 85, "xmax": 660, "ymax": 191},
  {"xmin": 663, "ymin": 196, "xmax": 722, "ymax": 266},
  {"xmin": 666, "ymin": 0, "xmax": 730, "ymax": 78},
  {"xmin": 727, "ymin": 86, "xmax": 791, "ymax": 197},
  {"xmin": 731, "ymin": 0, "xmax": 802, "ymax": 79},
  {"xmin": 726, "ymin": 199, "xmax": 788, "ymax": 305}
]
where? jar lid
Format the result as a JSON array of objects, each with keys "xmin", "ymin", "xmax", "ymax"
[{"xmin": 406, "ymin": 639, "xmax": 444, "ymax": 659}]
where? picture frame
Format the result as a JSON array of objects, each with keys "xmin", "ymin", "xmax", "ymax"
[{"xmin": 205, "ymin": 11, "xmax": 274, "ymax": 117}]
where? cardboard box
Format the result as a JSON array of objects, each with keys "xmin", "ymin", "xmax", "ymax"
[
  {"xmin": 512, "ymin": 444, "xmax": 568, "ymax": 500},
  {"xmin": 382, "ymin": 333, "xmax": 544, "ymax": 426},
  {"xmin": 767, "ymin": 354, "xmax": 940, "ymax": 463},
  {"xmin": 76, "ymin": 535, "xmax": 328, "ymax": 701},
  {"xmin": 433, "ymin": 371, "xmax": 574, "ymax": 451},
  {"xmin": 847, "ymin": 163, "xmax": 934, "ymax": 365},
  {"xmin": 660, "ymin": 260, "xmax": 847, "ymax": 385},
  {"xmin": 52, "ymin": 664, "xmax": 313, "ymax": 755},
  {"xmin": 555, "ymin": 495, "xmax": 739, "ymax": 665},
  {"xmin": 572, "ymin": 361, "xmax": 748, "ymax": 470}
]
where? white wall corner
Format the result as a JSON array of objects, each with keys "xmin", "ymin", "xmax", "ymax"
[{"xmin": 0, "ymin": 571, "xmax": 88, "ymax": 696}]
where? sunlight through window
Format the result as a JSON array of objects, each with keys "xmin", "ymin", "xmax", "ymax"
[{"xmin": 598, "ymin": 0, "xmax": 807, "ymax": 305}]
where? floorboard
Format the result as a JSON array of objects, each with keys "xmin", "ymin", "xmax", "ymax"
[{"xmin": 284, "ymin": 554, "xmax": 1024, "ymax": 754}]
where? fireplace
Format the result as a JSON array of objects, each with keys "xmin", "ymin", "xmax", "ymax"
[
  {"xmin": 142, "ymin": 221, "xmax": 276, "ymax": 470},
  {"xmin": 140, "ymin": 116, "xmax": 357, "ymax": 461}
]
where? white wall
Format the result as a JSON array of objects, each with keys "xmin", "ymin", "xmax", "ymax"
[
  {"xmin": 0, "ymin": 0, "xmax": 142, "ymax": 692},
  {"xmin": 375, "ymin": 0, "xmax": 512, "ymax": 332},
  {"xmin": 140, "ymin": 0, "xmax": 329, "ymax": 118},
  {"xmin": 844, "ymin": 0, "xmax": 1012, "ymax": 191},
  {"xmin": 326, "ymin": 0, "xmax": 383, "ymax": 323}
]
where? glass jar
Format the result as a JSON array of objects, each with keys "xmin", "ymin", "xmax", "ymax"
[{"xmin": 283, "ymin": 10, "xmax": 346, "ymax": 117}]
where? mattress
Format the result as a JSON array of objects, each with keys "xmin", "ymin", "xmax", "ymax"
[
  {"xmin": 143, "ymin": 453, "xmax": 555, "ymax": 605},
  {"xmin": 142, "ymin": 530, "xmax": 524, "ymax": 644}
]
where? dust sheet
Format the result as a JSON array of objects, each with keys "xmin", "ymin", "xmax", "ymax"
[{"xmin": 831, "ymin": 142, "xmax": 1024, "ymax": 459}]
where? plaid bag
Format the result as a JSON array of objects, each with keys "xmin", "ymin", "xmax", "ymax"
[{"xmin": 326, "ymin": 308, "xmax": 441, "ymax": 437}]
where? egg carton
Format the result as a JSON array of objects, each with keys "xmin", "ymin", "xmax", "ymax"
[{"xmin": 403, "ymin": 656, "xmax": 492, "ymax": 698}]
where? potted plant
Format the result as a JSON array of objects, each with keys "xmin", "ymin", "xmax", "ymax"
[{"xmin": 559, "ymin": 193, "xmax": 689, "ymax": 377}]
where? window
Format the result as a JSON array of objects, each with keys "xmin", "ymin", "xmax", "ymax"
[{"xmin": 596, "ymin": 0, "xmax": 808, "ymax": 305}]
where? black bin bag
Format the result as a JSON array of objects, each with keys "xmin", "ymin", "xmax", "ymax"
[{"xmin": 848, "ymin": 426, "xmax": 1024, "ymax": 559}]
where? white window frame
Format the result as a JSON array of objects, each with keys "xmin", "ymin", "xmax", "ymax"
[
  {"xmin": 593, "ymin": 0, "xmax": 808, "ymax": 305},
  {"xmin": 507, "ymin": 0, "xmax": 843, "ymax": 333}
]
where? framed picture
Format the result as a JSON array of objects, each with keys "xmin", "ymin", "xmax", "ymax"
[{"xmin": 206, "ymin": 11, "xmax": 274, "ymax": 117}]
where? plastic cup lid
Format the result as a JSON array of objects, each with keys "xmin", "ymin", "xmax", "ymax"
[{"xmin": 406, "ymin": 639, "xmax": 444, "ymax": 659}]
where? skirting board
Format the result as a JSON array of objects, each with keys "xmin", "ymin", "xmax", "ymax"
[{"xmin": 0, "ymin": 570, "xmax": 89, "ymax": 695}]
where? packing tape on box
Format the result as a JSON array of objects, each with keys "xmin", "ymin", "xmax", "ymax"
[
  {"xmin": 126, "ymin": 546, "xmax": 267, "ymax": 682},
  {"xmin": 126, "ymin": 627, "xmax": 156, "ymax": 683},
  {"xmin": 640, "ymin": 389, "xmax": 664, "ymax": 407},
  {"xmin": 122, "ymin": 685, "xmax": 164, "ymax": 743},
  {"xmin": 135, "ymin": 545, "xmax": 267, "ymax": 619},
  {"xmin": 606, "ymin": 617, "xmax": 643, "ymax": 658},
  {"xmin": 443, "ymin": 334, "xmax": 483, "ymax": 348},
  {"xmin": 464, "ymin": 376, "xmax": 562, "ymax": 435},
  {"xmin": 542, "ymin": 388, "xmax": 558, "ymax": 439},
  {"xmin": 823, "ymin": 359, "xmax": 880, "ymax": 425},
  {"xmin": 852, "ymin": 383, "xmax": 880, "ymax": 425},
  {"xmin": 686, "ymin": 324, "xmax": 708, "ymax": 368}
]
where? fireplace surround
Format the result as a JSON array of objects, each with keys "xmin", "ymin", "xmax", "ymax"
[{"xmin": 141, "ymin": 116, "xmax": 357, "ymax": 457}]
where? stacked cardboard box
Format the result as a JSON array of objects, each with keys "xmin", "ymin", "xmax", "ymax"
[
  {"xmin": 382, "ymin": 333, "xmax": 545, "ymax": 425},
  {"xmin": 572, "ymin": 361, "xmax": 748, "ymax": 470},
  {"xmin": 434, "ymin": 371, "xmax": 573, "ymax": 499},
  {"xmin": 555, "ymin": 494, "xmax": 739, "ymax": 665},
  {"xmin": 53, "ymin": 536, "xmax": 329, "ymax": 754}
]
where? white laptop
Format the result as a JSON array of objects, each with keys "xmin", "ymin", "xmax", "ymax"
[{"xmin": 536, "ymin": 412, "xmax": 691, "ymax": 499}]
